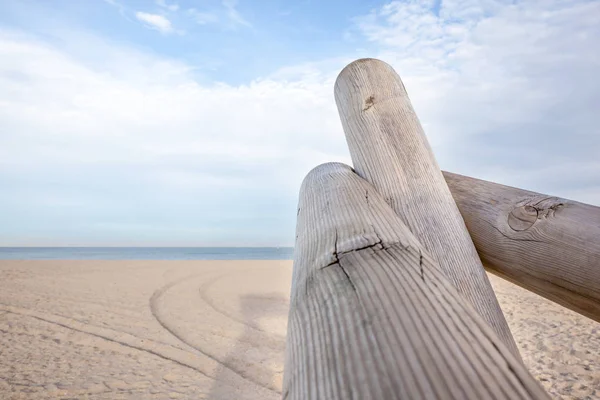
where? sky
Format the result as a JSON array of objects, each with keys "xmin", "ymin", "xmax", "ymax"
[{"xmin": 0, "ymin": 0, "xmax": 599, "ymax": 247}]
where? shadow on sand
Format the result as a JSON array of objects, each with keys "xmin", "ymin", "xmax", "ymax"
[{"xmin": 207, "ymin": 293, "xmax": 288, "ymax": 399}]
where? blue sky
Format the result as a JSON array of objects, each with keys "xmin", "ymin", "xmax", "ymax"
[
  {"xmin": 1, "ymin": 0, "xmax": 599, "ymax": 246},
  {"xmin": 0, "ymin": 0, "xmax": 379, "ymax": 83}
]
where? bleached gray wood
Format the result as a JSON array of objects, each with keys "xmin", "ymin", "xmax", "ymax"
[
  {"xmin": 444, "ymin": 171, "xmax": 600, "ymax": 322},
  {"xmin": 334, "ymin": 58, "xmax": 519, "ymax": 355},
  {"xmin": 284, "ymin": 162, "xmax": 548, "ymax": 400}
]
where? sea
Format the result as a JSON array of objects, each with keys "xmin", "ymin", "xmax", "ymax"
[{"xmin": 0, "ymin": 247, "xmax": 294, "ymax": 260}]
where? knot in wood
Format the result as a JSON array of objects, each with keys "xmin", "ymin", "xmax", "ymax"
[
  {"xmin": 363, "ymin": 95, "xmax": 375, "ymax": 111},
  {"xmin": 507, "ymin": 205, "xmax": 538, "ymax": 231}
]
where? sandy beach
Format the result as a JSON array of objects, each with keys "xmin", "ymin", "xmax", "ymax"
[{"xmin": 0, "ymin": 260, "xmax": 598, "ymax": 399}]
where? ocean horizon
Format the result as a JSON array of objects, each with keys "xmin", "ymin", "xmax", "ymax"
[{"xmin": 0, "ymin": 247, "xmax": 295, "ymax": 260}]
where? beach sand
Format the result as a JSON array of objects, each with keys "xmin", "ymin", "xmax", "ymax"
[{"xmin": 0, "ymin": 260, "xmax": 598, "ymax": 399}]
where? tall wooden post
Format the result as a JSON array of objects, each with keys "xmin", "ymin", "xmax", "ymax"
[
  {"xmin": 334, "ymin": 58, "xmax": 519, "ymax": 355},
  {"xmin": 283, "ymin": 162, "xmax": 548, "ymax": 400}
]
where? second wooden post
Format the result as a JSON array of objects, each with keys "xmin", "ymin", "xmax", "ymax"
[{"xmin": 335, "ymin": 58, "xmax": 519, "ymax": 355}]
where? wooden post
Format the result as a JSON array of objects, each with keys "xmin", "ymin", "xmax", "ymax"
[
  {"xmin": 284, "ymin": 162, "xmax": 548, "ymax": 400},
  {"xmin": 444, "ymin": 171, "xmax": 600, "ymax": 322},
  {"xmin": 334, "ymin": 58, "xmax": 519, "ymax": 355}
]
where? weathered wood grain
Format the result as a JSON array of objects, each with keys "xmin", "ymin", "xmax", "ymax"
[
  {"xmin": 284, "ymin": 162, "xmax": 548, "ymax": 400},
  {"xmin": 444, "ymin": 171, "xmax": 600, "ymax": 322},
  {"xmin": 334, "ymin": 58, "xmax": 519, "ymax": 355}
]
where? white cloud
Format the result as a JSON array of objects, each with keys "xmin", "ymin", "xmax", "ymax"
[
  {"xmin": 222, "ymin": 0, "xmax": 252, "ymax": 28},
  {"xmin": 156, "ymin": 0, "xmax": 179, "ymax": 12},
  {"xmin": 135, "ymin": 11, "xmax": 173, "ymax": 34},
  {"xmin": 354, "ymin": 0, "xmax": 600, "ymax": 204},
  {"xmin": 184, "ymin": 1, "xmax": 251, "ymax": 30},
  {"xmin": 1, "ymin": 0, "xmax": 599, "ymax": 246},
  {"xmin": 102, "ymin": 0, "xmax": 130, "ymax": 19},
  {"xmin": 0, "ymin": 30, "xmax": 348, "ymax": 245},
  {"xmin": 187, "ymin": 8, "xmax": 219, "ymax": 25}
]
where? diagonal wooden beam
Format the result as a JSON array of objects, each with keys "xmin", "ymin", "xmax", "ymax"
[
  {"xmin": 335, "ymin": 58, "xmax": 519, "ymax": 355},
  {"xmin": 444, "ymin": 171, "xmax": 600, "ymax": 322}
]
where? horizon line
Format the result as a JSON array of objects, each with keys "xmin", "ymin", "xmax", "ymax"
[{"xmin": 0, "ymin": 245, "xmax": 295, "ymax": 248}]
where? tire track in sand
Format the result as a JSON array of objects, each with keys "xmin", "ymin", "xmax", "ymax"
[
  {"xmin": 0, "ymin": 302, "xmax": 278, "ymax": 399},
  {"xmin": 149, "ymin": 272, "xmax": 282, "ymax": 394},
  {"xmin": 197, "ymin": 272, "xmax": 286, "ymax": 340},
  {"xmin": 0, "ymin": 303, "xmax": 208, "ymax": 376}
]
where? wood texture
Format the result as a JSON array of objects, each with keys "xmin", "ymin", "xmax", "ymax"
[
  {"xmin": 334, "ymin": 58, "xmax": 519, "ymax": 355},
  {"xmin": 444, "ymin": 171, "xmax": 600, "ymax": 322},
  {"xmin": 284, "ymin": 162, "xmax": 548, "ymax": 400}
]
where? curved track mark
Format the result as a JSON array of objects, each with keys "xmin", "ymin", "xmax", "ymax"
[
  {"xmin": 198, "ymin": 273, "xmax": 273, "ymax": 335},
  {"xmin": 149, "ymin": 273, "xmax": 281, "ymax": 394},
  {"xmin": 0, "ymin": 303, "xmax": 210, "ymax": 378}
]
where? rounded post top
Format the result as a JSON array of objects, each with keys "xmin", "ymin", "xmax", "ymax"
[
  {"xmin": 334, "ymin": 58, "xmax": 408, "ymax": 112},
  {"xmin": 336, "ymin": 58, "xmax": 393, "ymax": 80},
  {"xmin": 300, "ymin": 162, "xmax": 354, "ymax": 191}
]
